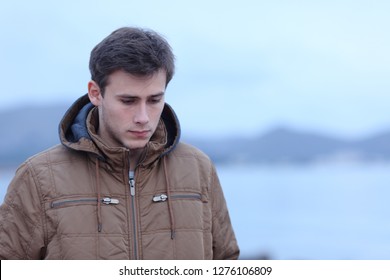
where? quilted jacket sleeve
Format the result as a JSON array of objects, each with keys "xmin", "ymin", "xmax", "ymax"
[
  {"xmin": 210, "ymin": 165, "xmax": 240, "ymax": 260},
  {"xmin": 0, "ymin": 162, "xmax": 46, "ymax": 259}
]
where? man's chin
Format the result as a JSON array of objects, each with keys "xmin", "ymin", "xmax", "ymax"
[
  {"xmin": 128, "ymin": 147, "xmax": 146, "ymax": 152},
  {"xmin": 124, "ymin": 140, "xmax": 148, "ymax": 151}
]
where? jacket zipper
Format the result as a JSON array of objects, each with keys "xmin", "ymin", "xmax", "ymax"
[
  {"xmin": 152, "ymin": 193, "xmax": 202, "ymax": 202},
  {"xmin": 51, "ymin": 197, "xmax": 119, "ymax": 208},
  {"xmin": 129, "ymin": 171, "xmax": 139, "ymax": 260}
]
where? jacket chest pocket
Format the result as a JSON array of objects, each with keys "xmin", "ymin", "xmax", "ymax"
[
  {"xmin": 47, "ymin": 196, "xmax": 120, "ymax": 235},
  {"xmin": 50, "ymin": 197, "xmax": 119, "ymax": 209},
  {"xmin": 152, "ymin": 193, "xmax": 203, "ymax": 202},
  {"xmin": 140, "ymin": 192, "xmax": 208, "ymax": 233}
]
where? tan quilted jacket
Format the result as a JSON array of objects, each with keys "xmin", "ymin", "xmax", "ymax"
[{"xmin": 0, "ymin": 95, "xmax": 239, "ymax": 259}]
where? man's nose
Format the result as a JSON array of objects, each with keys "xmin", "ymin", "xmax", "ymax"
[{"xmin": 134, "ymin": 103, "xmax": 149, "ymax": 124}]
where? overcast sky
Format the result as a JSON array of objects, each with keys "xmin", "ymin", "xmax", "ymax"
[{"xmin": 1, "ymin": 0, "xmax": 389, "ymax": 139}]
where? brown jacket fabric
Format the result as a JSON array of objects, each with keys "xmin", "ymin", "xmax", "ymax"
[{"xmin": 0, "ymin": 95, "xmax": 239, "ymax": 259}]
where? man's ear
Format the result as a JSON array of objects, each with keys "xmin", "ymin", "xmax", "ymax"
[{"xmin": 88, "ymin": 80, "xmax": 103, "ymax": 106}]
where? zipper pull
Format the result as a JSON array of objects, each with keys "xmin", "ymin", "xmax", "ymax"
[
  {"xmin": 153, "ymin": 194, "xmax": 168, "ymax": 202},
  {"xmin": 102, "ymin": 197, "xmax": 119, "ymax": 205},
  {"xmin": 129, "ymin": 177, "xmax": 136, "ymax": 196}
]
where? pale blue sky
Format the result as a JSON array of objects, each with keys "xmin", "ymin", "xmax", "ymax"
[{"xmin": 1, "ymin": 0, "xmax": 389, "ymax": 139}]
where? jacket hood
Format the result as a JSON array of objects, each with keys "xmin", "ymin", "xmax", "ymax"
[{"xmin": 59, "ymin": 94, "xmax": 181, "ymax": 163}]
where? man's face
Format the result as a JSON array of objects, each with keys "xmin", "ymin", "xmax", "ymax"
[{"xmin": 88, "ymin": 69, "xmax": 166, "ymax": 151}]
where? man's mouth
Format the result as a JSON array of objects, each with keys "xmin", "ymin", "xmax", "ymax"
[{"xmin": 128, "ymin": 130, "xmax": 150, "ymax": 138}]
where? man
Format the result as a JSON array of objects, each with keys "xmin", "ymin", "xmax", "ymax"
[{"xmin": 0, "ymin": 27, "xmax": 239, "ymax": 259}]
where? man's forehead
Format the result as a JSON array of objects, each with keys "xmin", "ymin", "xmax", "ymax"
[{"xmin": 104, "ymin": 69, "xmax": 167, "ymax": 94}]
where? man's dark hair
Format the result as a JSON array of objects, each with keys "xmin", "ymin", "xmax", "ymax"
[{"xmin": 89, "ymin": 27, "xmax": 175, "ymax": 94}]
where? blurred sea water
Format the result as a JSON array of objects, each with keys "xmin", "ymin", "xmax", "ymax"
[
  {"xmin": 1, "ymin": 162, "xmax": 390, "ymax": 260},
  {"xmin": 217, "ymin": 162, "xmax": 390, "ymax": 260}
]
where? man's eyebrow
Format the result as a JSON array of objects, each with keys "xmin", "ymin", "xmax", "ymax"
[
  {"xmin": 150, "ymin": 92, "xmax": 165, "ymax": 97},
  {"xmin": 117, "ymin": 92, "xmax": 165, "ymax": 98}
]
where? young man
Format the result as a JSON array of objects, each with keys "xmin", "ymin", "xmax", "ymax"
[{"xmin": 0, "ymin": 27, "xmax": 239, "ymax": 259}]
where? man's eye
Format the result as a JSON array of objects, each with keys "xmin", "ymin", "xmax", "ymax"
[
  {"xmin": 121, "ymin": 99, "xmax": 135, "ymax": 104},
  {"xmin": 149, "ymin": 98, "xmax": 162, "ymax": 104}
]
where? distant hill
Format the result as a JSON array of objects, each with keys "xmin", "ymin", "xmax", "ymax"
[
  {"xmin": 1, "ymin": 104, "xmax": 390, "ymax": 167},
  {"xmin": 189, "ymin": 127, "xmax": 390, "ymax": 164},
  {"xmin": 188, "ymin": 127, "xmax": 350, "ymax": 164},
  {"xmin": 0, "ymin": 104, "xmax": 68, "ymax": 167}
]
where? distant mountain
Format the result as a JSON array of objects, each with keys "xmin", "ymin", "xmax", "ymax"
[
  {"xmin": 354, "ymin": 130, "xmax": 390, "ymax": 158},
  {"xmin": 1, "ymin": 104, "xmax": 390, "ymax": 167},
  {"xmin": 0, "ymin": 104, "xmax": 68, "ymax": 167},
  {"xmin": 186, "ymin": 127, "xmax": 390, "ymax": 164}
]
